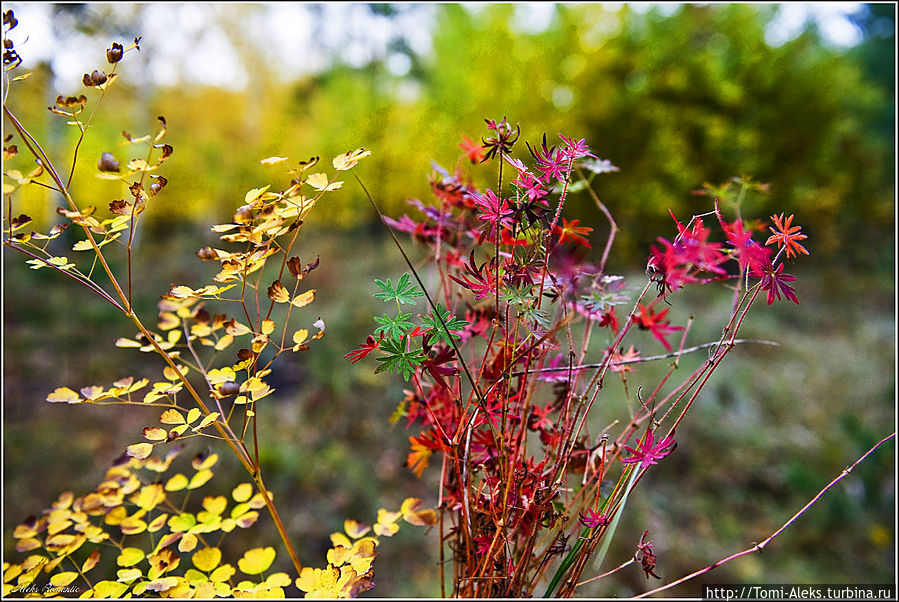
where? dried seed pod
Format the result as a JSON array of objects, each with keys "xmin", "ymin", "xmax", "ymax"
[
  {"xmin": 97, "ymin": 152, "xmax": 120, "ymax": 172},
  {"xmin": 82, "ymin": 70, "xmax": 107, "ymax": 87},
  {"xmin": 106, "ymin": 42, "xmax": 123, "ymax": 64}
]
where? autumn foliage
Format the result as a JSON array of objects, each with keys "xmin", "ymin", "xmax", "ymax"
[{"xmin": 4, "ymin": 9, "xmax": 892, "ymax": 600}]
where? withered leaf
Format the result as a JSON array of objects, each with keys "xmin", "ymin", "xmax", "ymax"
[
  {"xmin": 149, "ymin": 175, "xmax": 167, "ymax": 196},
  {"xmin": 195, "ymin": 246, "xmax": 218, "ymax": 260},
  {"xmin": 267, "ymin": 280, "xmax": 290, "ymax": 303},
  {"xmin": 109, "ymin": 199, "xmax": 129, "ymax": 215},
  {"xmin": 156, "ymin": 144, "xmax": 173, "ymax": 159},
  {"xmin": 129, "ymin": 181, "xmax": 145, "ymax": 199},
  {"xmin": 286, "ymin": 256, "xmax": 302, "ymax": 278},
  {"xmin": 55, "ymin": 94, "xmax": 87, "ymax": 108}
]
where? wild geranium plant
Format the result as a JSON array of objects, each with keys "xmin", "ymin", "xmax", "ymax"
[
  {"xmin": 2, "ymin": 13, "xmax": 432, "ymax": 598},
  {"xmin": 347, "ymin": 117, "xmax": 892, "ymax": 597}
]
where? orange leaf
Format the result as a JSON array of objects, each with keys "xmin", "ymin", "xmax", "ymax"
[{"xmin": 406, "ymin": 437, "xmax": 432, "ymax": 478}]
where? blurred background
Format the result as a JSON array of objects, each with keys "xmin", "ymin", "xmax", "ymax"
[{"xmin": 3, "ymin": 3, "xmax": 894, "ymax": 597}]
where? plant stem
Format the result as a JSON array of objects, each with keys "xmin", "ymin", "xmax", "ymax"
[{"xmin": 634, "ymin": 431, "xmax": 896, "ymax": 598}]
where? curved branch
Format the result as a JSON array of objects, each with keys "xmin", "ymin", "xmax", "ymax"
[{"xmin": 631, "ymin": 432, "xmax": 896, "ymax": 598}]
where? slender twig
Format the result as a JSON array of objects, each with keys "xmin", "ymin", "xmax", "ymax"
[
  {"xmin": 632, "ymin": 432, "xmax": 896, "ymax": 598},
  {"xmin": 517, "ymin": 338, "xmax": 780, "ymax": 376}
]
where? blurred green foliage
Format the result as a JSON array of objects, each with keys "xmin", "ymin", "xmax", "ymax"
[
  {"xmin": 3, "ymin": 3, "xmax": 895, "ymax": 597},
  {"xmin": 4, "ymin": 4, "xmax": 894, "ymax": 267}
]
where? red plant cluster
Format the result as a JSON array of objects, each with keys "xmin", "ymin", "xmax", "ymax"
[{"xmin": 350, "ymin": 119, "xmax": 809, "ymax": 596}]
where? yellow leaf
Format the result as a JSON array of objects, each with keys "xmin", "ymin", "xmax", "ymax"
[
  {"xmin": 168, "ymin": 285, "xmax": 196, "ymax": 299},
  {"xmin": 163, "ymin": 364, "xmax": 189, "ymax": 381},
  {"xmin": 332, "ymin": 148, "xmax": 371, "ymax": 171},
  {"xmin": 232, "ymin": 483, "xmax": 253, "ymax": 503},
  {"xmin": 178, "ymin": 533, "xmax": 198, "ymax": 553},
  {"xmin": 135, "ymin": 484, "xmax": 165, "ymax": 511},
  {"xmin": 234, "ymin": 511, "xmax": 259, "ymax": 529},
  {"xmin": 119, "ymin": 516, "xmax": 148, "ymax": 535},
  {"xmin": 188, "ymin": 469, "xmax": 214, "ymax": 489},
  {"xmin": 266, "ymin": 573, "xmax": 292, "ymax": 588},
  {"xmin": 165, "ymin": 473, "xmax": 189, "ymax": 492},
  {"xmin": 261, "ymin": 319, "xmax": 276, "ymax": 335},
  {"xmin": 291, "ymin": 289, "xmax": 316, "ymax": 308},
  {"xmin": 127, "ymin": 443, "xmax": 154, "ymax": 460},
  {"xmin": 401, "ymin": 497, "xmax": 437, "ymax": 526},
  {"xmin": 148, "ymin": 513, "xmax": 169, "ymax": 532},
  {"xmin": 306, "ymin": 172, "xmax": 329, "ymax": 190},
  {"xmin": 210, "ymin": 563, "xmax": 236, "ymax": 582},
  {"xmin": 192, "ymin": 452, "xmax": 219, "ymax": 471},
  {"xmin": 126, "ymin": 158, "xmax": 149, "ymax": 171},
  {"xmin": 376, "ymin": 507, "xmax": 402, "ymax": 529},
  {"xmin": 144, "ymin": 577, "xmax": 179, "ymax": 592},
  {"xmin": 16, "ymin": 538, "xmax": 41, "ymax": 553},
  {"xmin": 46, "ymin": 387, "xmax": 81, "ymax": 404},
  {"xmin": 214, "ymin": 333, "xmax": 234, "ymax": 351},
  {"xmin": 160, "ymin": 408, "xmax": 185, "ymax": 424},
  {"xmin": 344, "ymin": 519, "xmax": 371, "ymax": 539},
  {"xmin": 373, "ymin": 521, "xmax": 399, "ymax": 537},
  {"xmin": 237, "ymin": 547, "xmax": 276, "ymax": 575},
  {"xmin": 291, "ymin": 329, "xmax": 309, "ymax": 351},
  {"xmin": 186, "ymin": 408, "xmax": 201, "ymax": 425},
  {"xmin": 327, "ymin": 546, "xmax": 350, "ymax": 566},
  {"xmin": 117, "ymin": 547, "xmax": 145, "ymax": 567},
  {"xmin": 207, "ymin": 367, "xmax": 236, "ymax": 384},
  {"xmin": 116, "ymin": 567, "xmax": 142, "ymax": 583},
  {"xmin": 72, "ymin": 239, "xmax": 95, "ymax": 251},
  {"xmin": 168, "ymin": 513, "xmax": 196, "ymax": 533},
  {"xmin": 193, "ymin": 412, "xmax": 219, "ymax": 431},
  {"xmin": 202, "ymin": 495, "xmax": 228, "ymax": 516},
  {"xmin": 92, "ymin": 581, "xmax": 130, "ymax": 597},
  {"xmin": 193, "ymin": 547, "xmax": 222, "ymax": 572},
  {"xmin": 406, "ymin": 437, "xmax": 432, "ymax": 478},
  {"xmin": 295, "ymin": 567, "xmax": 317, "ymax": 593},
  {"xmin": 143, "ymin": 426, "xmax": 168, "ymax": 441},
  {"xmin": 244, "ymin": 186, "xmax": 270, "ymax": 204}
]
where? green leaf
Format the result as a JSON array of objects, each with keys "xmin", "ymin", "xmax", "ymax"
[
  {"xmin": 373, "ymin": 311, "xmax": 414, "ymax": 341},
  {"xmin": 374, "ymin": 336, "xmax": 425, "ymax": 381},
  {"xmin": 373, "ymin": 273, "xmax": 424, "ymax": 305},
  {"xmin": 419, "ymin": 304, "xmax": 469, "ymax": 344}
]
